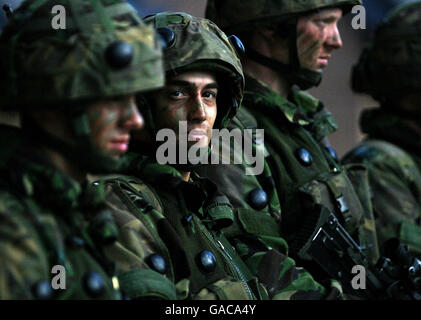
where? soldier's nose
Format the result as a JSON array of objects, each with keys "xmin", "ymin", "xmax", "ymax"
[
  {"xmin": 189, "ymin": 97, "xmax": 207, "ymax": 123},
  {"xmin": 327, "ymin": 25, "xmax": 342, "ymax": 50},
  {"xmin": 121, "ymin": 96, "xmax": 144, "ymax": 130}
]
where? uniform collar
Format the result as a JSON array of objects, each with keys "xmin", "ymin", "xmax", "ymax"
[
  {"xmin": 121, "ymin": 153, "xmax": 233, "ymax": 225},
  {"xmin": 243, "ymin": 74, "xmax": 338, "ymax": 141},
  {"xmin": 243, "ymin": 74, "xmax": 312, "ymax": 126},
  {"xmin": 0, "ymin": 125, "xmax": 107, "ymax": 212}
]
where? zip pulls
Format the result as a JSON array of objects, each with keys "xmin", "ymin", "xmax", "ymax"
[
  {"xmin": 198, "ymin": 218, "xmax": 254, "ymax": 299},
  {"xmin": 215, "ymin": 239, "xmax": 254, "ymax": 300}
]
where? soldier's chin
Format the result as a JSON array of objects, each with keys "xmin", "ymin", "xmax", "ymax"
[
  {"xmin": 102, "ymin": 149, "xmax": 123, "ymax": 160},
  {"xmin": 317, "ymin": 59, "xmax": 328, "ymax": 70},
  {"xmin": 188, "ymin": 136, "xmax": 209, "ymax": 148}
]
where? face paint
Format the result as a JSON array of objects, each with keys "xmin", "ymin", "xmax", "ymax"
[
  {"xmin": 151, "ymin": 71, "xmax": 218, "ymax": 150},
  {"xmin": 86, "ymin": 95, "xmax": 144, "ymax": 159},
  {"xmin": 297, "ymin": 8, "xmax": 343, "ymax": 72}
]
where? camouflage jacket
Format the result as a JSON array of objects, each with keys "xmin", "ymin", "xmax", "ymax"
[
  {"xmin": 99, "ymin": 154, "xmax": 270, "ymax": 300},
  {"xmin": 92, "ymin": 172, "xmax": 179, "ymax": 300},
  {"xmin": 200, "ymin": 74, "xmax": 379, "ymax": 296},
  {"xmin": 343, "ymin": 108, "xmax": 421, "ymax": 254},
  {"xmin": 197, "ymin": 107, "xmax": 341, "ymax": 300},
  {"xmin": 0, "ymin": 125, "xmax": 120, "ymax": 299}
]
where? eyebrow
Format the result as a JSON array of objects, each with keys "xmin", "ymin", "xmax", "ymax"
[
  {"xmin": 166, "ymin": 80, "xmax": 219, "ymax": 90},
  {"xmin": 312, "ymin": 10, "xmax": 342, "ymax": 20}
]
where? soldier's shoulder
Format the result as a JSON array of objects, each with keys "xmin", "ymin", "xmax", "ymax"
[
  {"xmin": 344, "ymin": 139, "xmax": 419, "ymax": 178},
  {"xmin": 0, "ymin": 187, "xmax": 50, "ymax": 299},
  {"xmin": 95, "ymin": 173, "xmax": 164, "ymax": 214},
  {"xmin": 0, "ymin": 186, "xmax": 28, "ymax": 218},
  {"xmin": 229, "ymin": 107, "xmax": 259, "ymax": 130},
  {"xmin": 0, "ymin": 186, "xmax": 55, "ymax": 244}
]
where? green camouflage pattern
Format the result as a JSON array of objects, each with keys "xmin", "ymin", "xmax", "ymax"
[
  {"xmin": 343, "ymin": 108, "xmax": 421, "ymax": 254},
  {"xmin": 99, "ymin": 154, "xmax": 264, "ymax": 300},
  {"xmin": 352, "ymin": 1, "xmax": 421, "ymax": 100},
  {"xmin": 243, "ymin": 75, "xmax": 379, "ymax": 264},
  {"xmin": 197, "ymin": 104, "xmax": 346, "ymax": 300},
  {"xmin": 92, "ymin": 173, "xmax": 179, "ymax": 299},
  {"xmin": 205, "ymin": 0, "xmax": 362, "ymax": 33},
  {"xmin": 198, "ymin": 74, "xmax": 379, "ymax": 292},
  {"xmin": 109, "ymin": 154, "xmax": 344, "ymax": 299},
  {"xmin": 144, "ymin": 12, "xmax": 244, "ymax": 129},
  {"xmin": 0, "ymin": 0, "xmax": 164, "ymax": 110},
  {"xmin": 0, "ymin": 125, "xmax": 120, "ymax": 299}
]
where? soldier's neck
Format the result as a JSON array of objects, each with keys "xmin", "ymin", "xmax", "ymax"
[
  {"xmin": 243, "ymin": 57, "xmax": 290, "ymax": 98},
  {"xmin": 43, "ymin": 147, "xmax": 86, "ymax": 183}
]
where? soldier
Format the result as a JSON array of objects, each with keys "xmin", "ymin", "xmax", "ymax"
[
  {"xmin": 0, "ymin": 0, "xmax": 164, "ymax": 299},
  {"xmin": 98, "ymin": 11, "xmax": 342, "ymax": 300},
  {"xmin": 344, "ymin": 1, "xmax": 421, "ymax": 255},
  {"xmin": 201, "ymin": 0, "xmax": 381, "ymax": 297}
]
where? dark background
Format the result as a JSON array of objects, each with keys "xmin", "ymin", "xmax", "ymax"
[{"xmin": 0, "ymin": 0, "xmax": 414, "ymax": 156}]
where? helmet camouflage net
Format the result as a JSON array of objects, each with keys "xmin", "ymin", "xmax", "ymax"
[
  {"xmin": 144, "ymin": 11, "xmax": 245, "ymax": 129},
  {"xmin": 352, "ymin": 1, "xmax": 421, "ymax": 101},
  {"xmin": 0, "ymin": 0, "xmax": 164, "ymax": 110},
  {"xmin": 206, "ymin": 0, "xmax": 362, "ymax": 34}
]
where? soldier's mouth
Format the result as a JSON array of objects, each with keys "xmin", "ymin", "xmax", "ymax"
[
  {"xmin": 109, "ymin": 137, "xmax": 130, "ymax": 153},
  {"xmin": 188, "ymin": 129, "xmax": 206, "ymax": 142},
  {"xmin": 318, "ymin": 54, "xmax": 331, "ymax": 65}
]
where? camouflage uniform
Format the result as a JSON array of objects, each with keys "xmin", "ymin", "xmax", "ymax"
[
  {"xmin": 344, "ymin": 2, "xmax": 421, "ymax": 255},
  {"xmin": 95, "ymin": 172, "xmax": 180, "ymax": 299},
  {"xmin": 0, "ymin": 0, "xmax": 164, "ymax": 299},
  {"xmin": 200, "ymin": 0, "xmax": 380, "ymax": 296},
  {"xmin": 98, "ymin": 12, "xmax": 339, "ymax": 300}
]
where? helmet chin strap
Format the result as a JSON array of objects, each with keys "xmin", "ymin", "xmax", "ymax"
[
  {"xmin": 246, "ymin": 46, "xmax": 322, "ymax": 90},
  {"xmin": 21, "ymin": 110, "xmax": 121, "ymax": 176},
  {"xmin": 244, "ymin": 19, "xmax": 322, "ymax": 91}
]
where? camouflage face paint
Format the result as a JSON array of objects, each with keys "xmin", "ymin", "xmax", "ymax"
[
  {"xmin": 86, "ymin": 95, "xmax": 144, "ymax": 159},
  {"xmin": 296, "ymin": 8, "xmax": 343, "ymax": 72},
  {"xmin": 152, "ymin": 71, "xmax": 218, "ymax": 150}
]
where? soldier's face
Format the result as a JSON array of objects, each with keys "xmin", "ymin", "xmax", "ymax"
[
  {"xmin": 86, "ymin": 94, "xmax": 144, "ymax": 159},
  {"xmin": 151, "ymin": 71, "xmax": 218, "ymax": 149},
  {"xmin": 296, "ymin": 8, "xmax": 343, "ymax": 72}
]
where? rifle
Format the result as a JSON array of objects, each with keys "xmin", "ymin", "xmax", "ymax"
[{"xmin": 293, "ymin": 206, "xmax": 421, "ymax": 299}]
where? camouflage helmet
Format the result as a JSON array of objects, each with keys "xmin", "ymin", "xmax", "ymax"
[
  {"xmin": 206, "ymin": 0, "xmax": 362, "ymax": 35},
  {"xmin": 352, "ymin": 1, "xmax": 421, "ymax": 102},
  {"xmin": 206, "ymin": 0, "xmax": 362, "ymax": 90},
  {"xmin": 143, "ymin": 11, "xmax": 245, "ymax": 130},
  {"xmin": 0, "ymin": 0, "xmax": 165, "ymax": 174},
  {"xmin": 0, "ymin": 0, "xmax": 164, "ymax": 110}
]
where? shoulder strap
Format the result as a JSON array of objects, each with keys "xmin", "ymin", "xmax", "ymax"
[{"xmin": 360, "ymin": 139, "xmax": 419, "ymax": 182}]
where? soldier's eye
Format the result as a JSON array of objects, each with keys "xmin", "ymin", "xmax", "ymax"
[
  {"xmin": 169, "ymin": 90, "xmax": 185, "ymax": 98},
  {"xmin": 313, "ymin": 18, "xmax": 326, "ymax": 26},
  {"xmin": 203, "ymin": 91, "xmax": 217, "ymax": 99},
  {"xmin": 315, "ymin": 17, "xmax": 336, "ymax": 26}
]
